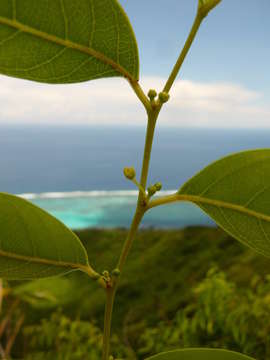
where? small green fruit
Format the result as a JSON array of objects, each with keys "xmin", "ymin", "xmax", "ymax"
[
  {"xmin": 123, "ymin": 167, "xmax": 136, "ymax": 180},
  {"xmin": 102, "ymin": 270, "xmax": 110, "ymax": 278},
  {"xmin": 112, "ymin": 268, "xmax": 121, "ymax": 277},
  {"xmin": 155, "ymin": 182, "xmax": 162, "ymax": 191},
  {"xmin": 148, "ymin": 89, "xmax": 157, "ymax": 100},
  {"xmin": 147, "ymin": 185, "xmax": 157, "ymax": 196},
  {"xmin": 158, "ymin": 92, "xmax": 170, "ymax": 103}
]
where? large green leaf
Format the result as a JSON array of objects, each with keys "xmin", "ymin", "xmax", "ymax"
[
  {"xmin": 0, "ymin": 193, "xmax": 94, "ymax": 280},
  {"xmin": 0, "ymin": 0, "xmax": 139, "ymax": 83},
  {"xmin": 146, "ymin": 348, "xmax": 255, "ymax": 360},
  {"xmin": 178, "ymin": 149, "xmax": 270, "ymax": 257}
]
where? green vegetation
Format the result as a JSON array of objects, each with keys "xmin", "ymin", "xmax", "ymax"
[{"xmin": 1, "ymin": 227, "xmax": 270, "ymax": 359}]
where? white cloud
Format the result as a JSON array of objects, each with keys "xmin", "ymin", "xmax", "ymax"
[{"xmin": 0, "ymin": 75, "xmax": 269, "ymax": 128}]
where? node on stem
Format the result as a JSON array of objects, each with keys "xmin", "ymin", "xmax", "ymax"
[{"xmin": 198, "ymin": 0, "xmax": 222, "ymax": 18}]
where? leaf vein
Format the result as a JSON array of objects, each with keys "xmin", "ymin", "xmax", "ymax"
[
  {"xmin": 89, "ymin": 0, "xmax": 96, "ymax": 47},
  {"xmin": 0, "ymin": 29, "xmax": 21, "ymax": 47},
  {"xmin": 60, "ymin": 0, "xmax": 69, "ymax": 40},
  {"xmin": 0, "ymin": 16, "xmax": 136, "ymax": 81},
  {"xmin": 177, "ymin": 194, "xmax": 270, "ymax": 223},
  {"xmin": 244, "ymin": 185, "xmax": 270, "ymax": 207}
]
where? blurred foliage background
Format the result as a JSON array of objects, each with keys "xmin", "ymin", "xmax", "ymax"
[{"xmin": 1, "ymin": 227, "xmax": 270, "ymax": 359}]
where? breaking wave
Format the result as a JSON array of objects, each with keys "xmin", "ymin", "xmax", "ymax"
[{"xmin": 18, "ymin": 190, "xmax": 177, "ymax": 200}]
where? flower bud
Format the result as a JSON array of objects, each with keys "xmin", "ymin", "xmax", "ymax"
[
  {"xmin": 112, "ymin": 268, "xmax": 121, "ymax": 277},
  {"xmin": 155, "ymin": 182, "xmax": 162, "ymax": 192},
  {"xmin": 102, "ymin": 270, "xmax": 110, "ymax": 278},
  {"xmin": 148, "ymin": 89, "xmax": 157, "ymax": 100},
  {"xmin": 123, "ymin": 167, "xmax": 136, "ymax": 180},
  {"xmin": 158, "ymin": 92, "xmax": 170, "ymax": 104},
  {"xmin": 147, "ymin": 185, "xmax": 157, "ymax": 197}
]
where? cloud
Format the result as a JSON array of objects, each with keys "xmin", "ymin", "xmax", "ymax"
[{"xmin": 0, "ymin": 75, "xmax": 269, "ymax": 128}]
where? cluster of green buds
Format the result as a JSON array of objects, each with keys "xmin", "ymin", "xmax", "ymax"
[
  {"xmin": 158, "ymin": 92, "xmax": 170, "ymax": 104},
  {"xmin": 147, "ymin": 182, "xmax": 162, "ymax": 197},
  {"xmin": 102, "ymin": 270, "xmax": 111, "ymax": 283},
  {"xmin": 147, "ymin": 89, "xmax": 157, "ymax": 102},
  {"xmin": 147, "ymin": 89, "xmax": 170, "ymax": 106},
  {"xmin": 102, "ymin": 269, "xmax": 121, "ymax": 288}
]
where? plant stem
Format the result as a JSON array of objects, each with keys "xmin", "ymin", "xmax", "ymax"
[
  {"xmin": 102, "ymin": 288, "xmax": 116, "ymax": 360},
  {"xmin": 163, "ymin": 13, "xmax": 203, "ymax": 95},
  {"xmin": 101, "ymin": 8, "xmax": 206, "ymax": 359},
  {"xmin": 117, "ymin": 111, "xmax": 159, "ymax": 274},
  {"xmin": 129, "ymin": 80, "xmax": 152, "ymax": 113},
  {"xmin": 147, "ymin": 193, "xmax": 180, "ymax": 210},
  {"xmin": 138, "ymin": 112, "xmax": 159, "ymax": 193},
  {"xmin": 101, "ymin": 110, "xmax": 158, "ymax": 360}
]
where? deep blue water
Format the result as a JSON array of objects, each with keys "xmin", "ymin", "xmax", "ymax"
[{"xmin": 0, "ymin": 125, "xmax": 269, "ymax": 229}]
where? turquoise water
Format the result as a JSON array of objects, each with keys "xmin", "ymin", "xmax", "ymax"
[{"xmin": 23, "ymin": 191, "xmax": 213, "ymax": 229}]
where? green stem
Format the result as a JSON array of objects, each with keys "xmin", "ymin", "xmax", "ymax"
[
  {"xmin": 101, "ymin": 8, "xmax": 206, "ymax": 359},
  {"xmin": 118, "ymin": 111, "xmax": 159, "ymax": 272},
  {"xmin": 162, "ymin": 13, "xmax": 203, "ymax": 95},
  {"xmin": 101, "ymin": 110, "xmax": 157, "ymax": 360},
  {"xmin": 148, "ymin": 193, "xmax": 180, "ymax": 210},
  {"xmin": 102, "ymin": 288, "xmax": 116, "ymax": 360},
  {"xmin": 129, "ymin": 80, "xmax": 152, "ymax": 113},
  {"xmin": 138, "ymin": 112, "xmax": 158, "ymax": 191}
]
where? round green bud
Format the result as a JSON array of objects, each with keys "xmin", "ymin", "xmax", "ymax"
[
  {"xmin": 154, "ymin": 182, "xmax": 162, "ymax": 191},
  {"xmin": 148, "ymin": 89, "xmax": 157, "ymax": 100},
  {"xmin": 147, "ymin": 185, "xmax": 157, "ymax": 197},
  {"xmin": 102, "ymin": 270, "xmax": 110, "ymax": 278},
  {"xmin": 123, "ymin": 167, "xmax": 136, "ymax": 180},
  {"xmin": 159, "ymin": 92, "xmax": 170, "ymax": 103},
  {"xmin": 112, "ymin": 268, "xmax": 121, "ymax": 277}
]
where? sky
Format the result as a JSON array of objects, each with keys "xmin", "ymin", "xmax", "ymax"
[{"xmin": 1, "ymin": 0, "xmax": 270, "ymax": 128}]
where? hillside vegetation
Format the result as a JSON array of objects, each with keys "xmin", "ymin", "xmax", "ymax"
[{"xmin": 2, "ymin": 227, "xmax": 270, "ymax": 359}]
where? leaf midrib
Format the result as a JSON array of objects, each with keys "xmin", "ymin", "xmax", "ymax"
[
  {"xmin": 0, "ymin": 248, "xmax": 89, "ymax": 273},
  {"xmin": 178, "ymin": 194, "xmax": 270, "ymax": 223},
  {"xmin": 0, "ymin": 16, "xmax": 137, "ymax": 81}
]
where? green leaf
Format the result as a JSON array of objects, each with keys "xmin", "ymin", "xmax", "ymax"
[
  {"xmin": 13, "ymin": 277, "xmax": 76, "ymax": 309},
  {"xmin": 0, "ymin": 0, "xmax": 139, "ymax": 83},
  {"xmin": 0, "ymin": 193, "xmax": 93, "ymax": 280},
  {"xmin": 145, "ymin": 348, "xmax": 255, "ymax": 360},
  {"xmin": 178, "ymin": 149, "xmax": 270, "ymax": 258}
]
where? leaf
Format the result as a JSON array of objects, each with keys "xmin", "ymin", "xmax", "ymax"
[
  {"xmin": 13, "ymin": 277, "xmax": 76, "ymax": 309},
  {"xmin": 145, "ymin": 348, "xmax": 255, "ymax": 360},
  {"xmin": 0, "ymin": 193, "xmax": 93, "ymax": 280},
  {"xmin": 178, "ymin": 149, "xmax": 270, "ymax": 258},
  {"xmin": 0, "ymin": 0, "xmax": 139, "ymax": 83}
]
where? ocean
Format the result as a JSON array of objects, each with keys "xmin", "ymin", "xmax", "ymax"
[{"xmin": 0, "ymin": 125, "xmax": 269, "ymax": 229}]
